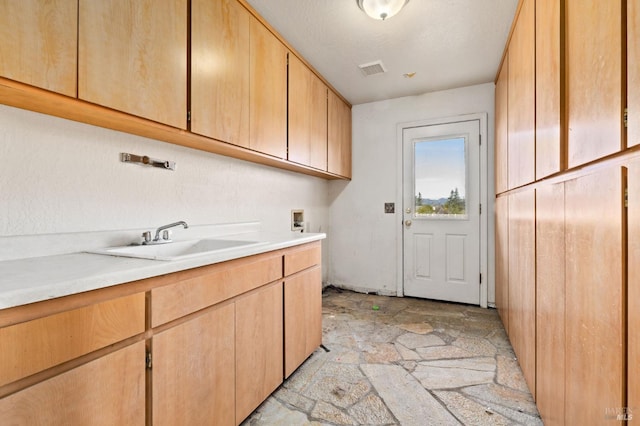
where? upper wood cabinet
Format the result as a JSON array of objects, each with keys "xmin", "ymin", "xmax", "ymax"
[
  {"xmin": 629, "ymin": 0, "xmax": 639, "ymax": 148},
  {"xmin": 535, "ymin": 0, "xmax": 561, "ymax": 179},
  {"xmin": 78, "ymin": 0, "xmax": 188, "ymax": 129},
  {"xmin": 288, "ymin": 55, "xmax": 328, "ymax": 170},
  {"xmin": 249, "ymin": 18, "xmax": 288, "ymax": 158},
  {"xmin": 0, "ymin": 0, "xmax": 77, "ymax": 97},
  {"xmin": 328, "ymin": 90, "xmax": 352, "ymax": 178},
  {"xmin": 566, "ymin": 0, "xmax": 623, "ymax": 167},
  {"xmin": 191, "ymin": 0, "xmax": 250, "ymax": 147},
  {"xmin": 495, "ymin": 54, "xmax": 508, "ymax": 195},
  {"xmin": 507, "ymin": 0, "xmax": 535, "ymax": 189}
]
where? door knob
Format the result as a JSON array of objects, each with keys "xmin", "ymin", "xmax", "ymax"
[{"xmin": 404, "ymin": 220, "xmax": 412, "ymax": 227}]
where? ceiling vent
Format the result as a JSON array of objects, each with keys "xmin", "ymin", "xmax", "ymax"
[{"xmin": 358, "ymin": 60, "xmax": 387, "ymax": 76}]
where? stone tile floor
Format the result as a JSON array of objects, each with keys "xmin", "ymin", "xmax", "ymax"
[{"xmin": 243, "ymin": 287, "xmax": 542, "ymax": 425}]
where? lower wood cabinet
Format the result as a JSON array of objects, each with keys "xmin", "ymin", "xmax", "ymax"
[
  {"xmin": 0, "ymin": 341, "xmax": 146, "ymax": 425},
  {"xmin": 0, "ymin": 242, "xmax": 322, "ymax": 425},
  {"xmin": 235, "ymin": 282, "xmax": 284, "ymax": 422},
  {"xmin": 152, "ymin": 303, "xmax": 235, "ymax": 426}
]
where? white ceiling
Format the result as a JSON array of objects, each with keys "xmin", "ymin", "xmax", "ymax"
[{"xmin": 244, "ymin": 0, "xmax": 518, "ymax": 105}]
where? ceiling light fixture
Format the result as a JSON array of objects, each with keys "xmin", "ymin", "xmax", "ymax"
[{"xmin": 357, "ymin": 0, "xmax": 410, "ymax": 21}]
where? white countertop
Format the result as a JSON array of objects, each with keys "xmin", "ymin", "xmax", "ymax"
[{"xmin": 0, "ymin": 225, "xmax": 325, "ymax": 310}]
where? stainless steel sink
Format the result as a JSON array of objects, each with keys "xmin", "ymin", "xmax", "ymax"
[{"xmin": 89, "ymin": 239, "xmax": 265, "ymax": 261}]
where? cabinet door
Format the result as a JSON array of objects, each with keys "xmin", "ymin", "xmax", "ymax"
[
  {"xmin": 535, "ymin": 0, "xmax": 561, "ymax": 179},
  {"xmin": 78, "ymin": 0, "xmax": 187, "ymax": 128},
  {"xmin": 628, "ymin": 159, "xmax": 640, "ymax": 412},
  {"xmin": 0, "ymin": 0, "xmax": 77, "ymax": 96},
  {"xmin": 494, "ymin": 194, "xmax": 509, "ymax": 332},
  {"xmin": 249, "ymin": 18, "xmax": 287, "ymax": 158},
  {"xmin": 236, "ymin": 282, "xmax": 283, "ymax": 422},
  {"xmin": 284, "ymin": 266, "xmax": 322, "ymax": 378},
  {"xmin": 535, "ymin": 182, "xmax": 565, "ymax": 426},
  {"xmin": 629, "ymin": 0, "xmax": 640, "ymax": 148},
  {"xmin": 153, "ymin": 303, "xmax": 235, "ymax": 426},
  {"xmin": 565, "ymin": 167, "xmax": 624, "ymax": 423},
  {"xmin": 191, "ymin": 0, "xmax": 249, "ymax": 147},
  {"xmin": 507, "ymin": 188, "xmax": 535, "ymax": 395},
  {"xmin": 566, "ymin": 0, "xmax": 623, "ymax": 167},
  {"xmin": 507, "ymin": 0, "xmax": 535, "ymax": 189},
  {"xmin": 0, "ymin": 341, "xmax": 145, "ymax": 425},
  {"xmin": 288, "ymin": 55, "xmax": 328, "ymax": 170},
  {"xmin": 494, "ymin": 56, "xmax": 508, "ymax": 195},
  {"xmin": 328, "ymin": 90, "xmax": 352, "ymax": 178}
]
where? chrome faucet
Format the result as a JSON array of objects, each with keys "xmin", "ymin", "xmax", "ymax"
[{"xmin": 142, "ymin": 221, "xmax": 189, "ymax": 245}]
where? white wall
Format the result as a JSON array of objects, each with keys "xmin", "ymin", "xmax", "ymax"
[
  {"xmin": 0, "ymin": 104, "xmax": 329, "ymax": 252},
  {"xmin": 327, "ymin": 83, "xmax": 496, "ymax": 302}
]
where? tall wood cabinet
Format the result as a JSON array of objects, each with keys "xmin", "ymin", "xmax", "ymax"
[
  {"xmin": 249, "ymin": 18, "xmax": 288, "ymax": 158},
  {"xmin": 191, "ymin": 0, "xmax": 250, "ymax": 147},
  {"xmin": 288, "ymin": 54, "xmax": 328, "ymax": 170},
  {"xmin": 495, "ymin": 0, "xmax": 634, "ymax": 423},
  {"xmin": 0, "ymin": 0, "xmax": 77, "ymax": 97},
  {"xmin": 78, "ymin": 0, "xmax": 187, "ymax": 129}
]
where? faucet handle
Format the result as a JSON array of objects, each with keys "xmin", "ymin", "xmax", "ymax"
[
  {"xmin": 142, "ymin": 231, "xmax": 152, "ymax": 243},
  {"xmin": 162, "ymin": 230, "xmax": 172, "ymax": 241}
]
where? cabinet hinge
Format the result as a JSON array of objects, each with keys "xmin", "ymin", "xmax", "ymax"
[
  {"xmin": 625, "ymin": 187, "xmax": 629, "ymax": 208},
  {"xmin": 624, "ymin": 108, "xmax": 628, "ymax": 128},
  {"xmin": 187, "ymin": 110, "xmax": 191, "ymax": 122},
  {"xmin": 146, "ymin": 350, "xmax": 152, "ymax": 370}
]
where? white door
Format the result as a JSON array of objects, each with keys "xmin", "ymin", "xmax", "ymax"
[{"xmin": 402, "ymin": 120, "xmax": 480, "ymax": 305}]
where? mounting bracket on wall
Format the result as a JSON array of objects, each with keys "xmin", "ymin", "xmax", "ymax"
[{"xmin": 121, "ymin": 152, "xmax": 176, "ymax": 171}]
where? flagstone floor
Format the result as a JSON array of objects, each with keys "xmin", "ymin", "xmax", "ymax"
[{"xmin": 242, "ymin": 287, "xmax": 542, "ymax": 425}]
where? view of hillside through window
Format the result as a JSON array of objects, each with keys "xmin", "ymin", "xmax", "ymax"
[{"xmin": 414, "ymin": 136, "xmax": 467, "ymax": 218}]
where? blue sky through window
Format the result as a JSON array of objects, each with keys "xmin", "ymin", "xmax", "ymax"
[{"xmin": 414, "ymin": 137, "xmax": 466, "ymax": 200}]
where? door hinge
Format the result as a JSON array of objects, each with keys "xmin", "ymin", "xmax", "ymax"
[
  {"xmin": 624, "ymin": 108, "xmax": 628, "ymax": 128},
  {"xmin": 145, "ymin": 350, "xmax": 152, "ymax": 370},
  {"xmin": 479, "ymin": 273, "xmax": 482, "ymax": 284},
  {"xmin": 625, "ymin": 187, "xmax": 628, "ymax": 208},
  {"xmin": 479, "ymin": 134, "xmax": 482, "ymax": 145},
  {"xmin": 479, "ymin": 204, "xmax": 482, "ymax": 215}
]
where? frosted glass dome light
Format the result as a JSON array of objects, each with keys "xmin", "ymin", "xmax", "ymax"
[{"xmin": 357, "ymin": 0, "xmax": 410, "ymax": 20}]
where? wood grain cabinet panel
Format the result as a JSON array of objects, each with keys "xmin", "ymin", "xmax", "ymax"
[
  {"xmin": 535, "ymin": 182, "xmax": 565, "ymax": 426},
  {"xmin": 191, "ymin": 0, "xmax": 250, "ymax": 147},
  {"xmin": 284, "ymin": 241, "xmax": 322, "ymax": 276},
  {"xmin": 565, "ymin": 167, "xmax": 625, "ymax": 424},
  {"xmin": 0, "ymin": 0, "xmax": 77, "ymax": 96},
  {"xmin": 566, "ymin": 0, "xmax": 623, "ymax": 166},
  {"xmin": 0, "ymin": 292, "xmax": 145, "ymax": 387},
  {"xmin": 495, "ymin": 55, "xmax": 509, "ymax": 195},
  {"xmin": 151, "ymin": 253, "xmax": 282, "ymax": 327},
  {"xmin": 628, "ymin": 159, "xmax": 640, "ymax": 412},
  {"xmin": 288, "ymin": 55, "xmax": 328, "ymax": 170},
  {"xmin": 152, "ymin": 303, "xmax": 235, "ymax": 426},
  {"xmin": 629, "ymin": 0, "xmax": 640, "ymax": 148},
  {"xmin": 236, "ymin": 282, "xmax": 284, "ymax": 423},
  {"xmin": 507, "ymin": 0, "xmax": 535, "ymax": 189},
  {"xmin": 507, "ymin": 188, "xmax": 535, "ymax": 396},
  {"xmin": 249, "ymin": 18, "xmax": 288, "ymax": 158},
  {"xmin": 0, "ymin": 341, "xmax": 145, "ymax": 425},
  {"xmin": 494, "ymin": 194, "xmax": 509, "ymax": 332},
  {"xmin": 328, "ymin": 90, "xmax": 352, "ymax": 178},
  {"xmin": 78, "ymin": 0, "xmax": 187, "ymax": 129},
  {"xmin": 284, "ymin": 266, "xmax": 322, "ymax": 378},
  {"xmin": 535, "ymin": 0, "xmax": 562, "ymax": 179}
]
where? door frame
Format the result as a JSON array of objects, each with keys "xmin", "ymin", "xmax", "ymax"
[{"xmin": 396, "ymin": 113, "xmax": 489, "ymax": 307}]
